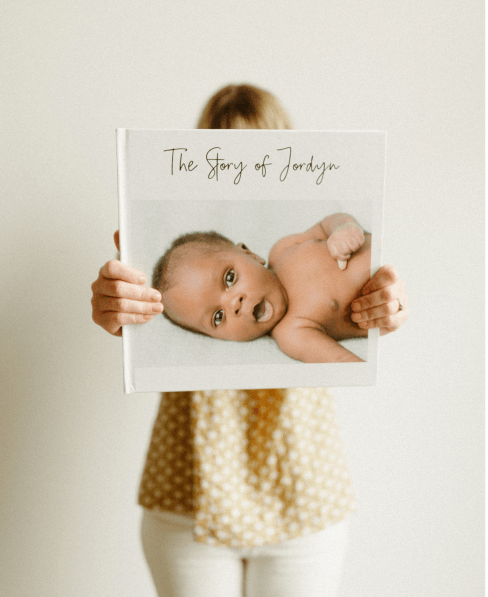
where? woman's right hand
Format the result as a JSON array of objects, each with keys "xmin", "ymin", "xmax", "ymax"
[{"xmin": 91, "ymin": 231, "xmax": 163, "ymax": 336}]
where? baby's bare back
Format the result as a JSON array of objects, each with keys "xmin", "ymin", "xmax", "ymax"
[{"xmin": 272, "ymin": 233, "xmax": 372, "ymax": 340}]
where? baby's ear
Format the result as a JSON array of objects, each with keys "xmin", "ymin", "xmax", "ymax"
[{"xmin": 237, "ymin": 243, "xmax": 266, "ymax": 265}]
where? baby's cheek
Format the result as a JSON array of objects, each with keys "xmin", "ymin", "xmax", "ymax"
[{"xmin": 239, "ymin": 324, "xmax": 263, "ymax": 342}]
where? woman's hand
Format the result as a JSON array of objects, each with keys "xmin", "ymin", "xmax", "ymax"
[
  {"xmin": 349, "ymin": 265, "xmax": 408, "ymax": 335},
  {"xmin": 91, "ymin": 231, "xmax": 163, "ymax": 336}
]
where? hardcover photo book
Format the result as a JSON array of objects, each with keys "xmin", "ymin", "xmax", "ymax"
[{"xmin": 117, "ymin": 129, "xmax": 386, "ymax": 392}]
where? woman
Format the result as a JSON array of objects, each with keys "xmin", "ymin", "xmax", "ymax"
[{"xmin": 91, "ymin": 84, "xmax": 408, "ymax": 597}]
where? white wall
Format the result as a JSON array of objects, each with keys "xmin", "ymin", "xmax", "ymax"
[{"xmin": 1, "ymin": 1, "xmax": 483, "ymax": 596}]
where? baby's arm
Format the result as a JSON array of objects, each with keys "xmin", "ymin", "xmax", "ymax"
[
  {"xmin": 269, "ymin": 213, "xmax": 365, "ymax": 270},
  {"xmin": 272, "ymin": 320, "xmax": 363, "ymax": 363}
]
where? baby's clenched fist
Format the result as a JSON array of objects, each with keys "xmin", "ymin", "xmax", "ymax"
[{"xmin": 327, "ymin": 222, "xmax": 365, "ymax": 270}]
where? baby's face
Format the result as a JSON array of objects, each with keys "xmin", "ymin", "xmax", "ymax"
[{"xmin": 163, "ymin": 244, "xmax": 288, "ymax": 341}]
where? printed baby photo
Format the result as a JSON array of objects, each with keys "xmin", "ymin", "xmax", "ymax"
[{"xmin": 118, "ymin": 129, "xmax": 386, "ymax": 392}]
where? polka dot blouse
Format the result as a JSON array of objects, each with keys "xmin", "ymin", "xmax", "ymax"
[{"xmin": 138, "ymin": 387, "xmax": 356, "ymax": 548}]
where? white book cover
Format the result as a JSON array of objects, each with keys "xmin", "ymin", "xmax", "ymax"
[{"xmin": 117, "ymin": 129, "xmax": 386, "ymax": 393}]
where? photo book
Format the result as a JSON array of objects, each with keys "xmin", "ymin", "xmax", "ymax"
[{"xmin": 117, "ymin": 129, "xmax": 386, "ymax": 393}]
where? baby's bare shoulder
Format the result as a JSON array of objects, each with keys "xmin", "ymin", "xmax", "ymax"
[{"xmin": 269, "ymin": 223, "xmax": 324, "ymax": 268}]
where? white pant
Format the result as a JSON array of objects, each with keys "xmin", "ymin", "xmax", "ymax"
[{"xmin": 140, "ymin": 509, "xmax": 349, "ymax": 597}]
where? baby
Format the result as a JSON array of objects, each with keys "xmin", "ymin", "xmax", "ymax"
[{"xmin": 153, "ymin": 213, "xmax": 373, "ymax": 363}]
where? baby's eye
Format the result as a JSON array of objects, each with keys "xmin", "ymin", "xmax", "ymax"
[
  {"xmin": 224, "ymin": 269, "xmax": 235, "ymax": 287},
  {"xmin": 213, "ymin": 310, "xmax": 224, "ymax": 327}
]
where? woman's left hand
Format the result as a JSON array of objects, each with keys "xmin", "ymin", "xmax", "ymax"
[{"xmin": 349, "ymin": 265, "xmax": 409, "ymax": 335}]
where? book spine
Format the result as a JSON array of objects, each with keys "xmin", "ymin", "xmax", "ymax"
[{"xmin": 116, "ymin": 129, "xmax": 135, "ymax": 394}]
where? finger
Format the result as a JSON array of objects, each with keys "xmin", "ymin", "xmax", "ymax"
[
  {"xmin": 100, "ymin": 260, "xmax": 148, "ymax": 286},
  {"xmin": 351, "ymin": 282, "xmax": 402, "ymax": 312},
  {"xmin": 342, "ymin": 234, "xmax": 362, "ymax": 254},
  {"xmin": 97, "ymin": 311, "xmax": 155, "ymax": 332},
  {"xmin": 328, "ymin": 243, "xmax": 351, "ymax": 261},
  {"xmin": 95, "ymin": 296, "xmax": 163, "ymax": 315},
  {"xmin": 380, "ymin": 308, "xmax": 409, "ymax": 335},
  {"xmin": 96, "ymin": 278, "xmax": 162, "ymax": 302},
  {"xmin": 350, "ymin": 298, "xmax": 403, "ymax": 323},
  {"xmin": 360, "ymin": 265, "xmax": 399, "ymax": 296},
  {"xmin": 354, "ymin": 309, "xmax": 408, "ymax": 330}
]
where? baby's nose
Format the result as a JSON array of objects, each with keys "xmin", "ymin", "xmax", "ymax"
[{"xmin": 231, "ymin": 293, "xmax": 245, "ymax": 315}]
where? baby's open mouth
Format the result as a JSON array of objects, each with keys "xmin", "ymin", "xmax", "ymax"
[{"xmin": 253, "ymin": 299, "xmax": 272, "ymax": 323}]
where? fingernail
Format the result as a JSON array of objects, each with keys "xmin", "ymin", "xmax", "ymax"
[
  {"xmin": 152, "ymin": 303, "xmax": 163, "ymax": 313},
  {"xmin": 358, "ymin": 321, "xmax": 368, "ymax": 328},
  {"xmin": 143, "ymin": 315, "xmax": 152, "ymax": 321},
  {"xmin": 351, "ymin": 313, "xmax": 361, "ymax": 322},
  {"xmin": 351, "ymin": 301, "xmax": 361, "ymax": 311},
  {"xmin": 338, "ymin": 260, "xmax": 347, "ymax": 270},
  {"xmin": 152, "ymin": 291, "xmax": 162, "ymax": 301}
]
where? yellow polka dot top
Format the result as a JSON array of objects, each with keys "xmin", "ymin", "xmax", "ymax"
[{"xmin": 138, "ymin": 387, "xmax": 356, "ymax": 548}]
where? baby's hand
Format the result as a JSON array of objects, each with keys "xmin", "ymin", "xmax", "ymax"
[
  {"xmin": 327, "ymin": 222, "xmax": 365, "ymax": 270},
  {"xmin": 91, "ymin": 231, "xmax": 163, "ymax": 336}
]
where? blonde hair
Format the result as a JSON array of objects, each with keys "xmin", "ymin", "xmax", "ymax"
[{"xmin": 196, "ymin": 84, "xmax": 292, "ymax": 130}]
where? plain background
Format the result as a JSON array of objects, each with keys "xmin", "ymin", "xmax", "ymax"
[{"xmin": 1, "ymin": 1, "xmax": 483, "ymax": 596}]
